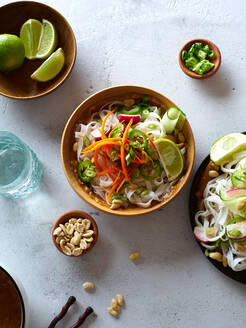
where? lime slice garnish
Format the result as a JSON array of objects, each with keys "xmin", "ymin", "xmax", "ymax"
[
  {"xmin": 20, "ymin": 19, "xmax": 42, "ymax": 59},
  {"xmin": 31, "ymin": 48, "xmax": 65, "ymax": 82},
  {"xmin": 210, "ymin": 133, "xmax": 246, "ymax": 165},
  {"xmin": 36, "ymin": 19, "xmax": 57, "ymax": 59},
  {"xmin": 154, "ymin": 138, "xmax": 184, "ymax": 181}
]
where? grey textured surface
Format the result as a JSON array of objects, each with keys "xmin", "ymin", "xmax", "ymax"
[{"xmin": 1, "ymin": 0, "xmax": 246, "ymax": 327}]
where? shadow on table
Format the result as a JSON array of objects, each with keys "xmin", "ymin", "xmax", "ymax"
[{"xmin": 191, "ymin": 65, "xmax": 232, "ymax": 99}]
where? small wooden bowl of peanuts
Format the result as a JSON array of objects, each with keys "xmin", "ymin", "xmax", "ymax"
[{"xmin": 52, "ymin": 210, "xmax": 98, "ymax": 257}]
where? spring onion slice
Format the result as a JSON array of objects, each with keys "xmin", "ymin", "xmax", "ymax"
[{"xmin": 161, "ymin": 107, "xmax": 185, "ymax": 134}]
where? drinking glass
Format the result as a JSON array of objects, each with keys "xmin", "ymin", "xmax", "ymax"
[{"xmin": 0, "ymin": 131, "xmax": 42, "ymax": 198}]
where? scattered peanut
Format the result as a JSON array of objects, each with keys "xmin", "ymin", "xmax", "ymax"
[
  {"xmin": 123, "ymin": 99, "xmax": 135, "ymax": 107},
  {"xmin": 209, "ymin": 252, "xmax": 223, "ymax": 262},
  {"xmin": 178, "ymin": 132, "xmax": 185, "ymax": 143},
  {"xmin": 53, "ymin": 217, "xmax": 95, "ymax": 256},
  {"xmin": 82, "ymin": 282, "xmax": 95, "ymax": 291},
  {"xmin": 210, "ymin": 163, "xmax": 220, "ymax": 171},
  {"xmin": 129, "ymin": 251, "xmax": 141, "ymax": 261},
  {"xmin": 208, "ymin": 170, "xmax": 219, "ymax": 178},
  {"xmin": 116, "ymin": 294, "xmax": 125, "ymax": 306},
  {"xmin": 222, "ymin": 256, "xmax": 228, "ymax": 267},
  {"xmin": 111, "ymin": 298, "xmax": 121, "ymax": 311},
  {"xmin": 73, "ymin": 142, "xmax": 78, "ymax": 152},
  {"xmin": 177, "ymin": 143, "xmax": 185, "ymax": 149},
  {"xmin": 110, "ymin": 199, "xmax": 123, "ymax": 210},
  {"xmin": 107, "ymin": 307, "xmax": 118, "ymax": 317}
]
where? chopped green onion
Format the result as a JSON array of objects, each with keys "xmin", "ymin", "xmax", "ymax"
[
  {"xmin": 228, "ymin": 229, "xmax": 242, "ymax": 238},
  {"xmin": 83, "ymin": 136, "xmax": 91, "ymax": 148},
  {"xmin": 129, "ymin": 147, "xmax": 136, "ymax": 159},
  {"xmin": 111, "ymin": 194, "xmax": 126, "ymax": 200},
  {"xmin": 141, "ymin": 189, "xmax": 149, "ymax": 196},
  {"xmin": 205, "ymin": 249, "xmax": 210, "ymax": 257},
  {"xmin": 126, "ymin": 153, "xmax": 131, "ymax": 166},
  {"xmin": 192, "ymin": 59, "xmax": 214, "ymax": 75},
  {"xmin": 98, "ymin": 119, "xmax": 103, "ymax": 124},
  {"xmin": 161, "ymin": 106, "xmax": 186, "ymax": 134},
  {"xmin": 147, "ymin": 123, "xmax": 157, "ymax": 130},
  {"xmin": 110, "ymin": 150, "xmax": 119, "ymax": 162}
]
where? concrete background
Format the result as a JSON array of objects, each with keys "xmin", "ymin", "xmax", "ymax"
[{"xmin": 1, "ymin": 0, "xmax": 246, "ymax": 327}]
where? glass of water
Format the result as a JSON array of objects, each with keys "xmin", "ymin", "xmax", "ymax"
[{"xmin": 0, "ymin": 131, "xmax": 42, "ymax": 198}]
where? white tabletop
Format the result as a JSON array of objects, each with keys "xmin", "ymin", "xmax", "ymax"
[{"xmin": 1, "ymin": 0, "xmax": 246, "ymax": 327}]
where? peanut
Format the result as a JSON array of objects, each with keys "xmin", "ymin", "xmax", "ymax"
[{"xmin": 129, "ymin": 251, "xmax": 141, "ymax": 261}]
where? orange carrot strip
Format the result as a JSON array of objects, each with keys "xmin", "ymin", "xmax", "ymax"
[
  {"xmin": 81, "ymin": 137, "xmax": 122, "ymax": 153},
  {"xmin": 143, "ymin": 132, "xmax": 157, "ymax": 150},
  {"xmin": 96, "ymin": 169, "xmax": 115, "ymax": 176},
  {"xmin": 106, "ymin": 172, "xmax": 122, "ymax": 200},
  {"xmin": 116, "ymin": 178, "xmax": 126, "ymax": 193},
  {"xmin": 101, "ymin": 108, "xmax": 117, "ymax": 139},
  {"xmin": 82, "ymin": 141, "xmax": 120, "ymax": 153},
  {"xmin": 101, "ymin": 147, "xmax": 116, "ymax": 181},
  {"xmin": 94, "ymin": 148, "xmax": 102, "ymax": 171},
  {"xmin": 121, "ymin": 119, "xmax": 133, "ymax": 184}
]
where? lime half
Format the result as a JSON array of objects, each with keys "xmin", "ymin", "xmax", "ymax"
[
  {"xmin": 210, "ymin": 133, "xmax": 246, "ymax": 165},
  {"xmin": 36, "ymin": 19, "xmax": 57, "ymax": 59},
  {"xmin": 20, "ymin": 19, "xmax": 42, "ymax": 59},
  {"xmin": 31, "ymin": 47, "xmax": 65, "ymax": 82},
  {"xmin": 154, "ymin": 138, "xmax": 184, "ymax": 181}
]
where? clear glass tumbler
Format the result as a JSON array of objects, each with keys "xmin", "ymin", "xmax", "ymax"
[{"xmin": 0, "ymin": 131, "xmax": 42, "ymax": 198}]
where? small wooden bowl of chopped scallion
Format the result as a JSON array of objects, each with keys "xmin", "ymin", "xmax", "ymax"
[{"xmin": 178, "ymin": 39, "xmax": 221, "ymax": 79}]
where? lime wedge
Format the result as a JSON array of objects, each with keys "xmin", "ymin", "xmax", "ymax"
[
  {"xmin": 210, "ymin": 133, "xmax": 246, "ymax": 165},
  {"xmin": 154, "ymin": 138, "xmax": 184, "ymax": 181},
  {"xmin": 31, "ymin": 48, "xmax": 65, "ymax": 82},
  {"xmin": 20, "ymin": 19, "xmax": 42, "ymax": 59},
  {"xmin": 36, "ymin": 19, "xmax": 57, "ymax": 59}
]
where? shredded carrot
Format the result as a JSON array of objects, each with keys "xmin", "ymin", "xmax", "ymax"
[
  {"xmin": 101, "ymin": 108, "xmax": 117, "ymax": 139},
  {"xmin": 143, "ymin": 132, "xmax": 157, "ymax": 150},
  {"xmin": 116, "ymin": 178, "xmax": 126, "ymax": 193},
  {"xmin": 82, "ymin": 141, "xmax": 120, "ymax": 153},
  {"xmin": 121, "ymin": 119, "xmax": 133, "ymax": 184},
  {"xmin": 94, "ymin": 147, "xmax": 102, "ymax": 171},
  {"xmin": 81, "ymin": 137, "xmax": 122, "ymax": 153},
  {"xmin": 96, "ymin": 169, "xmax": 116, "ymax": 176},
  {"xmin": 106, "ymin": 172, "xmax": 122, "ymax": 200},
  {"xmin": 131, "ymin": 159, "xmax": 147, "ymax": 164},
  {"xmin": 101, "ymin": 146, "xmax": 116, "ymax": 181}
]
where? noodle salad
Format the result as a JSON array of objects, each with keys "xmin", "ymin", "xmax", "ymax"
[
  {"xmin": 194, "ymin": 133, "xmax": 246, "ymax": 271},
  {"xmin": 74, "ymin": 98, "xmax": 186, "ymax": 210}
]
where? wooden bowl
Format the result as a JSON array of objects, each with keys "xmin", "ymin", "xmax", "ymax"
[
  {"xmin": 61, "ymin": 85, "xmax": 195, "ymax": 216},
  {"xmin": 178, "ymin": 39, "xmax": 221, "ymax": 79},
  {"xmin": 52, "ymin": 210, "xmax": 98, "ymax": 257},
  {"xmin": 0, "ymin": 1, "xmax": 76, "ymax": 99}
]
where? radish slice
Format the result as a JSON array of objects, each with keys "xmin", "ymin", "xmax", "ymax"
[
  {"xmin": 91, "ymin": 127, "xmax": 112, "ymax": 141},
  {"xmin": 227, "ymin": 221, "xmax": 246, "ymax": 239},
  {"xmin": 119, "ymin": 114, "xmax": 141, "ymax": 125},
  {"xmin": 221, "ymin": 189, "xmax": 246, "ymax": 201},
  {"xmin": 194, "ymin": 226, "xmax": 209, "ymax": 243}
]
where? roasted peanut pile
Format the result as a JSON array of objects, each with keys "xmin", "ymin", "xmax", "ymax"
[{"xmin": 53, "ymin": 218, "xmax": 94, "ymax": 256}]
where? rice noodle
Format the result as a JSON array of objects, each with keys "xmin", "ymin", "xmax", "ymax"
[{"xmin": 195, "ymin": 154, "xmax": 246, "ymax": 271}]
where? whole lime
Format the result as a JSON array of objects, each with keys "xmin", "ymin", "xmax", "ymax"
[{"xmin": 0, "ymin": 34, "xmax": 25, "ymax": 72}]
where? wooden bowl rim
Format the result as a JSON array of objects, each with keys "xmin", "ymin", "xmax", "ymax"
[
  {"xmin": 51, "ymin": 210, "xmax": 98, "ymax": 257},
  {"xmin": 178, "ymin": 38, "xmax": 221, "ymax": 80},
  {"xmin": 61, "ymin": 85, "xmax": 195, "ymax": 216},
  {"xmin": 0, "ymin": 1, "xmax": 77, "ymax": 100}
]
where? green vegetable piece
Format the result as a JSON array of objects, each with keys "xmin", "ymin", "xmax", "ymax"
[
  {"xmin": 120, "ymin": 106, "xmax": 142, "ymax": 115},
  {"xmin": 77, "ymin": 160, "xmax": 96, "ymax": 183},
  {"xmin": 208, "ymin": 50, "xmax": 214, "ymax": 58},
  {"xmin": 129, "ymin": 129, "xmax": 148, "ymax": 150},
  {"xmin": 110, "ymin": 150, "xmax": 119, "ymax": 162},
  {"xmin": 214, "ymin": 239, "xmax": 221, "ymax": 248},
  {"xmin": 111, "ymin": 194, "xmax": 126, "ymax": 200},
  {"xmin": 129, "ymin": 147, "xmax": 136, "ymax": 159},
  {"xmin": 185, "ymin": 56, "xmax": 199, "ymax": 70},
  {"xmin": 197, "ymin": 49, "xmax": 207, "ymax": 60},
  {"xmin": 205, "ymin": 249, "xmax": 210, "ymax": 257},
  {"xmin": 110, "ymin": 126, "xmax": 123, "ymax": 138},
  {"xmin": 203, "ymin": 45, "xmax": 210, "ymax": 53},
  {"xmin": 147, "ymin": 123, "xmax": 157, "ymax": 130},
  {"xmin": 98, "ymin": 119, "xmax": 103, "ymax": 124},
  {"xmin": 140, "ymin": 160, "xmax": 162, "ymax": 180},
  {"xmin": 228, "ymin": 229, "xmax": 242, "ymax": 238},
  {"xmin": 231, "ymin": 168, "xmax": 246, "ymax": 189},
  {"xmin": 181, "ymin": 50, "xmax": 188, "ymax": 61},
  {"xmin": 126, "ymin": 153, "xmax": 131, "ymax": 166},
  {"xmin": 142, "ymin": 109, "xmax": 150, "ymax": 119},
  {"xmin": 141, "ymin": 189, "xmax": 149, "ymax": 196},
  {"xmin": 227, "ymin": 217, "xmax": 246, "ymax": 225},
  {"xmin": 83, "ymin": 136, "xmax": 91, "ymax": 148},
  {"xmin": 192, "ymin": 59, "xmax": 214, "ymax": 75}
]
